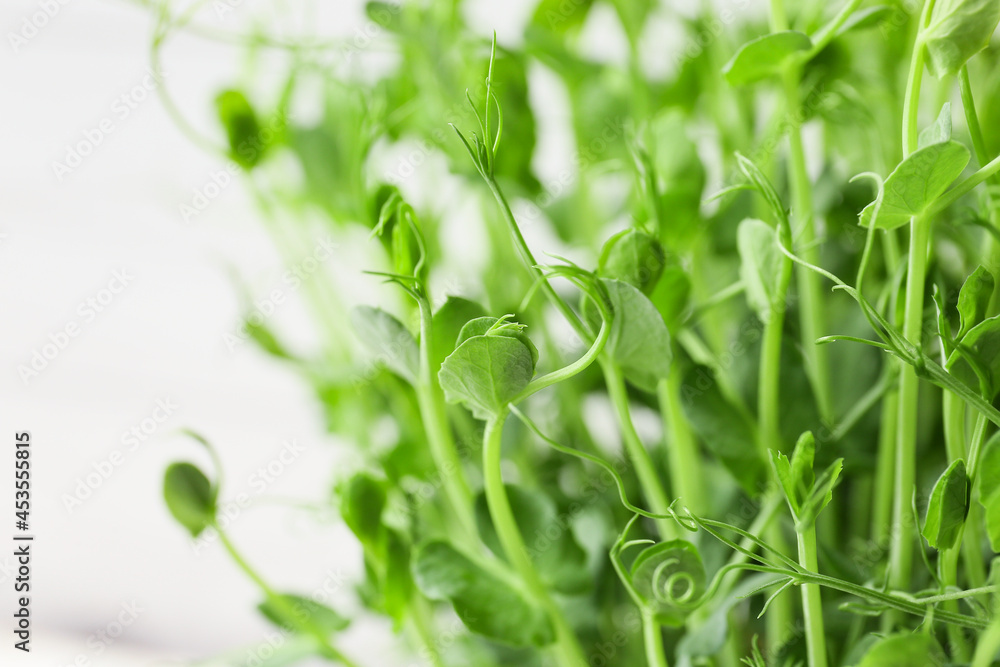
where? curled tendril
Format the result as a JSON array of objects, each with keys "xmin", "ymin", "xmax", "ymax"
[{"xmin": 511, "ymin": 408, "xmax": 994, "ymax": 630}]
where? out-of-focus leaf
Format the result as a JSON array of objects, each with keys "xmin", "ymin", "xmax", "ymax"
[
  {"xmin": 164, "ymin": 462, "xmax": 216, "ymax": 537},
  {"xmin": 680, "ymin": 365, "xmax": 766, "ymax": 494},
  {"xmin": 412, "ymin": 540, "xmax": 555, "ymax": 646},
  {"xmin": 474, "ymin": 485, "xmax": 590, "ymax": 594},
  {"xmin": 351, "ymin": 306, "xmax": 419, "ymax": 385},
  {"xmin": 856, "ymin": 632, "xmax": 946, "ymax": 666},
  {"xmin": 258, "ymin": 594, "xmax": 350, "ymax": 635},
  {"xmin": 584, "ymin": 279, "xmax": 672, "ymax": 392},
  {"xmin": 723, "ymin": 32, "xmax": 813, "ymax": 85},
  {"xmin": 597, "ymin": 229, "xmax": 665, "ymax": 295},
  {"xmin": 430, "ymin": 297, "xmax": 488, "ymax": 372},
  {"xmin": 924, "ymin": 0, "xmax": 1000, "ymax": 78}
]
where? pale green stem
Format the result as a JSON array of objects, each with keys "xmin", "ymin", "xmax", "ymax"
[
  {"xmin": 888, "ymin": 0, "xmax": 935, "ymax": 613},
  {"xmin": 408, "ymin": 597, "xmax": 446, "ymax": 667},
  {"xmin": 416, "ymin": 298, "xmax": 478, "ymax": 542},
  {"xmin": 888, "ymin": 213, "xmax": 930, "ymax": 604},
  {"xmin": 216, "ymin": 529, "xmax": 360, "ymax": 667},
  {"xmin": 658, "ymin": 375, "xmax": 707, "ymax": 516},
  {"xmin": 781, "ymin": 63, "xmax": 834, "ymax": 425},
  {"xmin": 482, "ymin": 414, "xmax": 589, "ymax": 667},
  {"xmin": 797, "ymin": 526, "xmax": 828, "ymax": 667},
  {"xmin": 603, "ymin": 363, "xmax": 677, "ymax": 539},
  {"xmin": 643, "ymin": 611, "xmax": 669, "ymax": 667}
]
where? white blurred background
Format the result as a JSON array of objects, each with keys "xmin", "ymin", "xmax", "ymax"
[{"xmin": 0, "ymin": 0, "xmax": 715, "ymax": 664}]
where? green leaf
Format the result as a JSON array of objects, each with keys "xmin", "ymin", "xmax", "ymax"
[
  {"xmin": 957, "ymin": 265, "xmax": 995, "ymax": 339},
  {"xmin": 163, "ymin": 462, "xmax": 216, "ymax": 537},
  {"xmin": 859, "ymin": 140, "xmax": 971, "ymax": 229},
  {"xmin": 339, "ymin": 472, "xmax": 386, "ymax": 548},
  {"xmin": 351, "ymin": 306, "xmax": 419, "ymax": 384},
  {"xmin": 856, "ymin": 632, "xmax": 946, "ymax": 666},
  {"xmin": 946, "ymin": 316, "xmax": 1000, "ymax": 399},
  {"xmin": 978, "ymin": 432, "xmax": 1000, "ymax": 551},
  {"xmin": 382, "ymin": 528, "xmax": 413, "ymax": 624},
  {"xmin": 649, "ymin": 261, "xmax": 692, "ymax": 333},
  {"xmin": 474, "ymin": 486, "xmax": 590, "ymax": 595},
  {"xmin": 530, "ymin": 0, "xmax": 595, "ymax": 35},
  {"xmin": 737, "ymin": 218, "xmax": 783, "ymax": 319},
  {"xmin": 796, "ymin": 458, "xmax": 843, "ymax": 532},
  {"xmin": 922, "ymin": 458, "xmax": 969, "ymax": 550},
  {"xmin": 456, "ymin": 316, "xmax": 539, "ymax": 367},
  {"xmin": 917, "ymin": 103, "xmax": 953, "ymax": 149},
  {"xmin": 438, "ymin": 331, "xmax": 535, "ymax": 420},
  {"xmin": 771, "ymin": 432, "xmax": 816, "ymax": 516},
  {"xmin": 430, "ymin": 297, "xmax": 487, "ymax": 372},
  {"xmin": 584, "ymin": 278, "xmax": 672, "ymax": 392},
  {"xmin": 215, "ymin": 90, "xmax": 267, "ymax": 169},
  {"xmin": 597, "ymin": 229, "xmax": 666, "ymax": 295},
  {"xmin": 412, "ymin": 540, "xmax": 555, "ymax": 646},
  {"xmin": 680, "ymin": 365, "xmax": 766, "ymax": 494},
  {"xmin": 258, "ymin": 594, "xmax": 350, "ymax": 635},
  {"xmin": 630, "ymin": 540, "xmax": 706, "ymax": 626},
  {"xmin": 834, "ymin": 6, "xmax": 895, "ymax": 36},
  {"xmin": 923, "ymin": 0, "xmax": 1000, "ymax": 78},
  {"xmin": 723, "ymin": 31, "xmax": 813, "ymax": 85}
]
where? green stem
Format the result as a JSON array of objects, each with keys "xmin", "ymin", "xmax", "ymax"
[
  {"xmin": 926, "ymin": 153, "xmax": 1000, "ymax": 218},
  {"xmin": 216, "ymin": 529, "xmax": 360, "ymax": 667},
  {"xmin": 873, "ymin": 389, "xmax": 898, "ymax": 543},
  {"xmin": 781, "ymin": 63, "xmax": 834, "ymax": 425},
  {"xmin": 757, "ymin": 220, "xmax": 796, "ymax": 649},
  {"xmin": 482, "ymin": 414, "xmax": 588, "ymax": 667},
  {"xmin": 643, "ymin": 611, "xmax": 669, "ymax": 667},
  {"xmin": 603, "ymin": 362, "xmax": 677, "ymax": 539},
  {"xmin": 658, "ymin": 374, "xmax": 707, "ymax": 516},
  {"xmin": 797, "ymin": 526, "xmax": 828, "ymax": 667},
  {"xmin": 972, "ymin": 616, "xmax": 1000, "ymax": 667},
  {"xmin": 888, "ymin": 0, "xmax": 935, "ymax": 611},
  {"xmin": 888, "ymin": 213, "xmax": 930, "ymax": 603},
  {"xmin": 485, "ymin": 178, "xmax": 587, "ymax": 337},
  {"xmin": 409, "ymin": 597, "xmax": 447, "ymax": 667},
  {"xmin": 415, "ymin": 298, "xmax": 478, "ymax": 542}
]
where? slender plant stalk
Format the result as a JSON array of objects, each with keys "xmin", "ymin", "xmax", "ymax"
[
  {"xmin": 758, "ymin": 249, "xmax": 796, "ymax": 646},
  {"xmin": 642, "ymin": 611, "xmax": 669, "ymax": 667},
  {"xmin": 873, "ymin": 389, "xmax": 898, "ymax": 542},
  {"xmin": 216, "ymin": 528, "xmax": 360, "ymax": 667},
  {"xmin": 409, "ymin": 597, "xmax": 447, "ymax": 667},
  {"xmin": 658, "ymin": 375, "xmax": 707, "ymax": 515},
  {"xmin": 972, "ymin": 614, "xmax": 1000, "ymax": 667},
  {"xmin": 603, "ymin": 363, "xmax": 677, "ymax": 539},
  {"xmin": 888, "ymin": 0, "xmax": 935, "ymax": 606},
  {"xmin": 778, "ymin": 54, "xmax": 833, "ymax": 424},
  {"xmin": 797, "ymin": 525, "xmax": 828, "ymax": 667},
  {"xmin": 415, "ymin": 298, "xmax": 478, "ymax": 541},
  {"xmin": 482, "ymin": 414, "xmax": 589, "ymax": 667}
]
